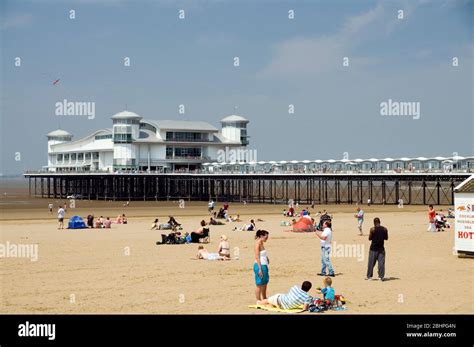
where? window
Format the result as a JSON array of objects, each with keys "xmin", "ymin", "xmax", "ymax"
[
  {"xmin": 113, "ymin": 119, "xmax": 139, "ymax": 125},
  {"xmin": 113, "ymin": 134, "xmax": 132, "ymax": 143},
  {"xmin": 114, "ymin": 125, "xmax": 132, "ymax": 133},
  {"xmin": 174, "ymin": 147, "xmax": 201, "ymax": 157},
  {"xmin": 64, "ymin": 154, "xmax": 69, "ymax": 161},
  {"xmin": 78, "ymin": 153, "xmax": 84, "ymax": 160},
  {"xmin": 85, "ymin": 153, "xmax": 91, "ymax": 159},
  {"xmin": 166, "ymin": 147, "xmax": 173, "ymax": 158},
  {"xmin": 95, "ymin": 134, "xmax": 112, "ymax": 140},
  {"xmin": 93, "ymin": 152, "xmax": 99, "ymax": 159},
  {"xmin": 57, "ymin": 154, "xmax": 63, "ymax": 162},
  {"xmin": 166, "ymin": 132, "xmax": 207, "ymax": 142},
  {"xmin": 140, "ymin": 123, "xmax": 156, "ymax": 132},
  {"xmin": 113, "ymin": 159, "xmax": 136, "ymax": 166},
  {"xmin": 71, "ymin": 153, "xmax": 77, "ymax": 160}
]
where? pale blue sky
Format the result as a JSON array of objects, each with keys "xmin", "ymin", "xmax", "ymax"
[{"xmin": 1, "ymin": 0, "xmax": 473, "ymax": 174}]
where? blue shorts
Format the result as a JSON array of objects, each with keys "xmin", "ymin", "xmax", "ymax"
[{"xmin": 253, "ymin": 263, "xmax": 269, "ymax": 286}]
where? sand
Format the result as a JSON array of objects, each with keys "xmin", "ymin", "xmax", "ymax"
[{"xmin": 0, "ymin": 190, "xmax": 472, "ymax": 314}]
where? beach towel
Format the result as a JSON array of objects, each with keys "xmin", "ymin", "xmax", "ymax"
[{"xmin": 248, "ymin": 304, "xmax": 305, "ymax": 313}]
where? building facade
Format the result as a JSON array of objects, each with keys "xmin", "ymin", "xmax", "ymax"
[{"xmin": 46, "ymin": 111, "xmax": 249, "ymax": 172}]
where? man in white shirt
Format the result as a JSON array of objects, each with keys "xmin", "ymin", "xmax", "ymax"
[
  {"xmin": 315, "ymin": 221, "xmax": 335, "ymax": 277},
  {"xmin": 208, "ymin": 200, "xmax": 215, "ymax": 213},
  {"xmin": 57, "ymin": 207, "xmax": 65, "ymax": 230}
]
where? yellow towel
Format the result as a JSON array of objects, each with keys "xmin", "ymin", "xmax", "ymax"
[{"xmin": 248, "ymin": 304, "xmax": 304, "ymax": 313}]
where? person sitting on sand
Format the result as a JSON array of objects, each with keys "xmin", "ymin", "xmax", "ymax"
[
  {"xmin": 216, "ymin": 208, "xmax": 226, "ymax": 219},
  {"xmin": 103, "ymin": 217, "xmax": 112, "ymax": 229},
  {"xmin": 115, "ymin": 214, "xmax": 123, "ymax": 224},
  {"xmin": 196, "ymin": 245, "xmax": 225, "ymax": 260},
  {"xmin": 233, "ymin": 219, "xmax": 255, "ymax": 231},
  {"xmin": 288, "ymin": 206, "xmax": 295, "ymax": 217},
  {"xmin": 302, "ymin": 210, "xmax": 311, "ymax": 221},
  {"xmin": 94, "ymin": 218, "xmax": 102, "ymax": 229},
  {"xmin": 218, "ymin": 235, "xmax": 231, "ymax": 259},
  {"xmin": 87, "ymin": 214, "xmax": 94, "ymax": 228},
  {"xmin": 168, "ymin": 216, "xmax": 181, "ymax": 230},
  {"xmin": 209, "ymin": 217, "xmax": 225, "ymax": 226},
  {"xmin": 191, "ymin": 220, "xmax": 210, "ymax": 243},
  {"xmin": 226, "ymin": 214, "xmax": 241, "ymax": 223},
  {"xmin": 151, "ymin": 218, "xmax": 159, "ymax": 230},
  {"xmin": 315, "ymin": 277, "xmax": 335, "ymax": 302},
  {"xmin": 257, "ymin": 281, "xmax": 313, "ymax": 311},
  {"xmin": 447, "ymin": 208, "xmax": 455, "ymax": 218},
  {"xmin": 229, "ymin": 214, "xmax": 242, "ymax": 222}
]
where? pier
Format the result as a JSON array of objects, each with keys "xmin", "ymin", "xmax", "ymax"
[{"xmin": 24, "ymin": 172, "xmax": 471, "ymax": 205}]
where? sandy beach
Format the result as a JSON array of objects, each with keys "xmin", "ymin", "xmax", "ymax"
[{"xmin": 0, "ymin": 179, "xmax": 472, "ymax": 314}]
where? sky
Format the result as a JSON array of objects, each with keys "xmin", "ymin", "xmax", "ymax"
[{"xmin": 1, "ymin": 0, "xmax": 473, "ymax": 175}]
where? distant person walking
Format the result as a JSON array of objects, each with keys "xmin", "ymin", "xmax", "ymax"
[
  {"xmin": 355, "ymin": 207, "xmax": 364, "ymax": 235},
  {"xmin": 57, "ymin": 206, "xmax": 65, "ymax": 230},
  {"xmin": 254, "ymin": 230, "xmax": 270, "ymax": 303},
  {"xmin": 315, "ymin": 221, "xmax": 335, "ymax": 277},
  {"xmin": 366, "ymin": 217, "xmax": 388, "ymax": 281},
  {"xmin": 48, "ymin": 203, "xmax": 53, "ymax": 214}
]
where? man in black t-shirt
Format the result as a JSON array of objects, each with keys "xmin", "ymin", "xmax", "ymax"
[{"xmin": 366, "ymin": 217, "xmax": 388, "ymax": 281}]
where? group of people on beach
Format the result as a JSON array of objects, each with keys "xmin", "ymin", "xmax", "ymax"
[
  {"xmin": 253, "ymin": 200, "xmax": 391, "ymax": 311},
  {"xmin": 253, "ymin": 227, "xmax": 344, "ymax": 311},
  {"xmin": 427, "ymin": 205, "xmax": 451, "ymax": 232},
  {"xmin": 196, "ymin": 234, "xmax": 232, "ymax": 260},
  {"xmin": 50, "ymin": 201, "xmax": 129, "ymax": 230}
]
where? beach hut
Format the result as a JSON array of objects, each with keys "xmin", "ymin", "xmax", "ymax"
[
  {"xmin": 68, "ymin": 215, "xmax": 87, "ymax": 229},
  {"xmin": 454, "ymin": 176, "xmax": 474, "ymax": 256}
]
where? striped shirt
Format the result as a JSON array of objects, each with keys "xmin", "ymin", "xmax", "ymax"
[{"xmin": 279, "ymin": 285, "xmax": 312, "ymax": 309}]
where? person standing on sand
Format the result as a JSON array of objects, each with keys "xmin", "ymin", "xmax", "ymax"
[
  {"xmin": 355, "ymin": 207, "xmax": 364, "ymax": 235},
  {"xmin": 254, "ymin": 230, "xmax": 270, "ymax": 303},
  {"xmin": 366, "ymin": 217, "xmax": 388, "ymax": 281},
  {"xmin": 57, "ymin": 206, "xmax": 65, "ymax": 230},
  {"xmin": 208, "ymin": 200, "xmax": 215, "ymax": 214},
  {"xmin": 315, "ymin": 221, "xmax": 335, "ymax": 277},
  {"xmin": 427, "ymin": 205, "xmax": 436, "ymax": 232},
  {"xmin": 48, "ymin": 203, "xmax": 53, "ymax": 214}
]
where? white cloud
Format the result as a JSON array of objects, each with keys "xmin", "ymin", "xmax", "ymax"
[{"xmin": 257, "ymin": 2, "xmax": 424, "ymax": 80}]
